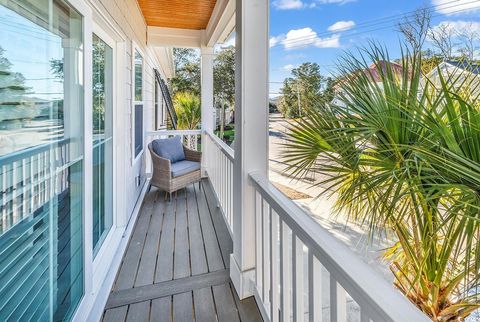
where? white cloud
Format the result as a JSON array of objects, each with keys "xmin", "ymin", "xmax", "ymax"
[
  {"xmin": 282, "ymin": 64, "xmax": 297, "ymax": 71},
  {"xmin": 316, "ymin": 0, "xmax": 356, "ymax": 4},
  {"xmin": 327, "ymin": 20, "xmax": 356, "ymax": 32},
  {"xmin": 270, "ymin": 35, "xmax": 285, "ymax": 47},
  {"xmin": 278, "ymin": 27, "xmax": 341, "ymax": 50},
  {"xmin": 432, "ymin": 0, "xmax": 480, "ymax": 15},
  {"xmin": 272, "ymin": 0, "xmax": 306, "ymax": 10},
  {"xmin": 430, "ymin": 20, "xmax": 480, "ymax": 35}
]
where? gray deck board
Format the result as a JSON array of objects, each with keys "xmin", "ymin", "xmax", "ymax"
[
  {"xmin": 135, "ymin": 191, "xmax": 164, "ymax": 287},
  {"xmin": 173, "ymin": 291, "xmax": 193, "ymax": 322},
  {"xmin": 193, "ymin": 287, "xmax": 217, "ymax": 322},
  {"xmin": 106, "ymin": 269, "xmax": 229, "ymax": 309},
  {"xmin": 126, "ymin": 301, "xmax": 150, "ymax": 322},
  {"xmin": 186, "ymin": 185, "xmax": 208, "ymax": 276},
  {"xmin": 154, "ymin": 193, "xmax": 175, "ymax": 283},
  {"xmin": 194, "ymin": 183, "xmax": 225, "ymax": 272},
  {"xmin": 103, "ymin": 180, "xmax": 263, "ymax": 322},
  {"xmin": 202, "ymin": 181, "xmax": 233, "ymax": 267},
  {"xmin": 114, "ymin": 192, "xmax": 155, "ymax": 291},
  {"xmin": 174, "ymin": 189, "xmax": 190, "ymax": 279},
  {"xmin": 150, "ymin": 297, "xmax": 171, "ymax": 322},
  {"xmin": 103, "ymin": 306, "xmax": 127, "ymax": 322},
  {"xmin": 213, "ymin": 283, "xmax": 241, "ymax": 322}
]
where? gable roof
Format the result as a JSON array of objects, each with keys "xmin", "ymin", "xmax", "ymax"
[{"xmin": 445, "ymin": 60, "xmax": 480, "ymax": 75}]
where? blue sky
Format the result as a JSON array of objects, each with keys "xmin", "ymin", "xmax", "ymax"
[{"xmin": 269, "ymin": 0, "xmax": 480, "ymax": 96}]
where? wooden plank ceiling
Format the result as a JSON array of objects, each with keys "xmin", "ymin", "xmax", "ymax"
[{"xmin": 137, "ymin": 0, "xmax": 217, "ymax": 30}]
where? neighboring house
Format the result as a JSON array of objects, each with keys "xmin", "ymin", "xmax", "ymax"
[
  {"xmin": 332, "ymin": 60, "xmax": 404, "ymax": 109},
  {"xmin": 424, "ymin": 60, "xmax": 480, "ymax": 95}
]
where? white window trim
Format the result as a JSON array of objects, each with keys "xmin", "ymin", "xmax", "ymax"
[
  {"xmin": 91, "ymin": 22, "xmax": 117, "ymax": 267},
  {"xmin": 131, "ymin": 42, "xmax": 144, "ymax": 164}
]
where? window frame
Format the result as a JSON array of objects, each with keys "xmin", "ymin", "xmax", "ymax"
[
  {"xmin": 91, "ymin": 24, "xmax": 116, "ymax": 260},
  {"xmin": 131, "ymin": 42, "xmax": 144, "ymax": 163}
]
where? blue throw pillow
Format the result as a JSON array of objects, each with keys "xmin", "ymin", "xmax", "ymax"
[{"xmin": 152, "ymin": 136, "xmax": 185, "ymax": 163}]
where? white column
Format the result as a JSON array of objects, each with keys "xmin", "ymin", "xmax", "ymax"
[
  {"xmin": 231, "ymin": 0, "xmax": 269, "ymax": 299},
  {"xmin": 200, "ymin": 46, "xmax": 215, "ymax": 174}
]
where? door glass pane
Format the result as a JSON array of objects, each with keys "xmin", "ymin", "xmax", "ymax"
[
  {"xmin": 92, "ymin": 34, "xmax": 113, "ymax": 256},
  {"xmin": 0, "ymin": 1, "xmax": 84, "ymax": 321}
]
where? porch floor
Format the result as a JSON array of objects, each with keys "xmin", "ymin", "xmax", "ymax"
[{"xmin": 102, "ymin": 180, "xmax": 262, "ymax": 322}]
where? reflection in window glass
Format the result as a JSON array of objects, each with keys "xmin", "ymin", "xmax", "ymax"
[
  {"xmin": 0, "ymin": 1, "xmax": 84, "ymax": 321},
  {"xmin": 92, "ymin": 34, "xmax": 113, "ymax": 256},
  {"xmin": 134, "ymin": 50, "xmax": 143, "ymax": 101},
  {"xmin": 133, "ymin": 50, "xmax": 143, "ymax": 158}
]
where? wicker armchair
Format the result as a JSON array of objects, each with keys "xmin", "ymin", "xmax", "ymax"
[{"xmin": 148, "ymin": 142, "xmax": 202, "ymax": 197}]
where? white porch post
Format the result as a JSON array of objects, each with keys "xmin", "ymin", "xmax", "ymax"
[
  {"xmin": 231, "ymin": 0, "xmax": 269, "ymax": 299},
  {"xmin": 201, "ymin": 45, "xmax": 215, "ymax": 174}
]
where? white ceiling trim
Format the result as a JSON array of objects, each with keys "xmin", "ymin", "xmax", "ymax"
[
  {"xmin": 204, "ymin": 0, "xmax": 235, "ymax": 47},
  {"xmin": 147, "ymin": 27, "xmax": 203, "ymax": 48}
]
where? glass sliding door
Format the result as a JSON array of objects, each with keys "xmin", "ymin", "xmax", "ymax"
[
  {"xmin": 92, "ymin": 34, "xmax": 113, "ymax": 256},
  {"xmin": 0, "ymin": 1, "xmax": 84, "ymax": 321}
]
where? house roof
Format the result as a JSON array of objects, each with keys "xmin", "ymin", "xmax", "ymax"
[
  {"xmin": 333, "ymin": 60, "xmax": 404, "ymax": 90},
  {"xmin": 366, "ymin": 60, "xmax": 404, "ymax": 82},
  {"xmin": 445, "ymin": 60, "xmax": 480, "ymax": 75},
  {"xmin": 137, "ymin": 0, "xmax": 217, "ymax": 30}
]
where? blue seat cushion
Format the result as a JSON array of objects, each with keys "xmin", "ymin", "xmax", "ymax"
[
  {"xmin": 152, "ymin": 136, "xmax": 185, "ymax": 163},
  {"xmin": 171, "ymin": 160, "xmax": 201, "ymax": 178}
]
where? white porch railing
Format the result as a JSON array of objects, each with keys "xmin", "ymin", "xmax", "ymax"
[
  {"xmin": 249, "ymin": 172, "xmax": 430, "ymax": 322},
  {"xmin": 0, "ymin": 139, "xmax": 70, "ymax": 234},
  {"xmin": 146, "ymin": 129, "xmax": 202, "ymax": 151},
  {"xmin": 204, "ymin": 131, "xmax": 234, "ymax": 234}
]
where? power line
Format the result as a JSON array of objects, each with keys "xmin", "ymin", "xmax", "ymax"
[
  {"xmin": 273, "ymin": 0, "xmax": 475, "ymax": 48},
  {"xmin": 270, "ymin": 0, "xmax": 480, "ymax": 50},
  {"xmin": 292, "ymin": 0, "xmax": 464, "ymax": 38}
]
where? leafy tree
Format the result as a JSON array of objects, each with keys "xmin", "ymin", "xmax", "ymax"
[
  {"xmin": 0, "ymin": 46, "xmax": 35, "ymax": 123},
  {"xmin": 214, "ymin": 46, "xmax": 235, "ymax": 106},
  {"xmin": 420, "ymin": 55, "xmax": 442, "ymax": 75},
  {"xmin": 170, "ymin": 48, "xmax": 201, "ymax": 96},
  {"xmin": 214, "ymin": 46, "xmax": 235, "ymax": 139},
  {"xmin": 278, "ymin": 62, "xmax": 331, "ymax": 118}
]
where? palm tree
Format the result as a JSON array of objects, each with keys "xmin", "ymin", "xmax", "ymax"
[
  {"xmin": 281, "ymin": 45, "xmax": 480, "ymax": 321},
  {"xmin": 173, "ymin": 92, "xmax": 201, "ymax": 148},
  {"xmin": 173, "ymin": 92, "xmax": 201, "ymax": 130}
]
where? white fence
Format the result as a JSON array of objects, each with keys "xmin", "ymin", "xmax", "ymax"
[
  {"xmin": 249, "ymin": 172, "xmax": 429, "ymax": 322},
  {"xmin": 204, "ymin": 131, "xmax": 234, "ymax": 234},
  {"xmin": 146, "ymin": 129, "xmax": 202, "ymax": 151}
]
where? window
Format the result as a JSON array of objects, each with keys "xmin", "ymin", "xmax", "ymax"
[
  {"xmin": 133, "ymin": 49, "xmax": 143, "ymax": 158},
  {"xmin": 92, "ymin": 33, "xmax": 113, "ymax": 256},
  {"xmin": 0, "ymin": 1, "xmax": 84, "ymax": 321}
]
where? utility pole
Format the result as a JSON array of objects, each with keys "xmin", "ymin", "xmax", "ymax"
[{"xmin": 296, "ymin": 80, "xmax": 301, "ymax": 117}]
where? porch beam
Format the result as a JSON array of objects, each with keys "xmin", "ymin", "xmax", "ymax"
[
  {"xmin": 147, "ymin": 26, "xmax": 203, "ymax": 48},
  {"xmin": 231, "ymin": 0, "xmax": 269, "ymax": 299},
  {"xmin": 205, "ymin": 0, "xmax": 235, "ymax": 47}
]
